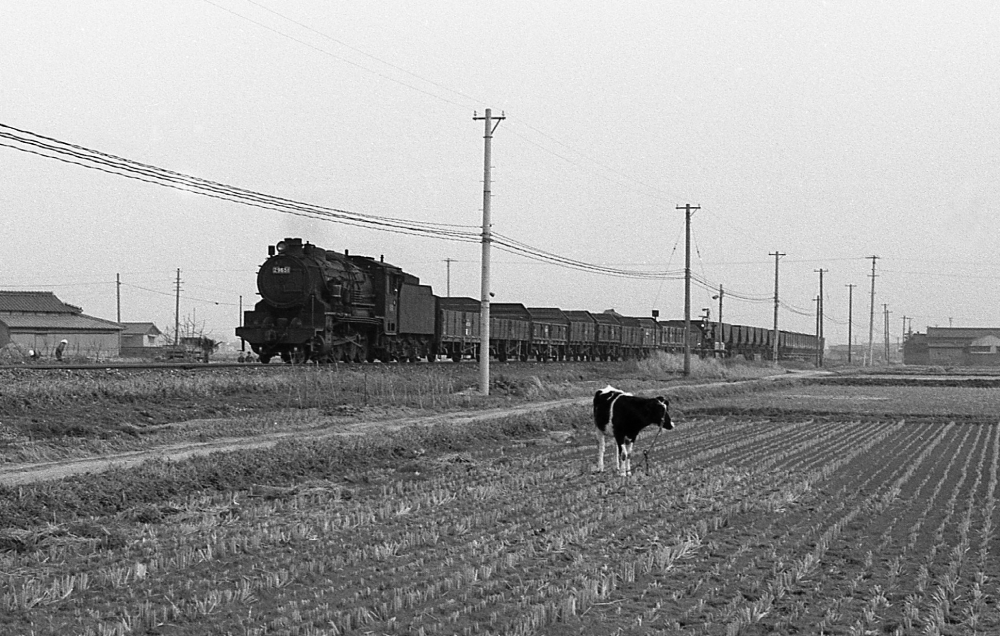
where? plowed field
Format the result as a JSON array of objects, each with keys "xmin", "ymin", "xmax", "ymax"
[{"xmin": 3, "ymin": 378, "xmax": 1000, "ymax": 635}]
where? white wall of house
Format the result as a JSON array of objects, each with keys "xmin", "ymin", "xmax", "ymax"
[{"xmin": 10, "ymin": 332, "xmax": 121, "ymax": 359}]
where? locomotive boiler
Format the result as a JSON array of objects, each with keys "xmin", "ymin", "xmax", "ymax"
[{"xmin": 236, "ymin": 238, "xmax": 435, "ymax": 363}]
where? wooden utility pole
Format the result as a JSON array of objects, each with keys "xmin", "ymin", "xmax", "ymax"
[
  {"xmin": 677, "ymin": 204, "xmax": 700, "ymax": 376},
  {"xmin": 174, "ymin": 268, "xmax": 181, "ymax": 346},
  {"xmin": 473, "ymin": 109, "xmax": 504, "ymax": 395},
  {"xmin": 814, "ymin": 295, "xmax": 821, "ymax": 366},
  {"xmin": 770, "ymin": 251, "xmax": 785, "ymax": 362},
  {"xmin": 444, "ymin": 258, "xmax": 454, "ymax": 298},
  {"xmin": 116, "ymin": 273, "xmax": 122, "ymax": 355},
  {"xmin": 814, "ymin": 268, "xmax": 827, "ymax": 366},
  {"xmin": 845, "ymin": 284, "xmax": 856, "ymax": 364},
  {"xmin": 884, "ymin": 303, "xmax": 891, "ymax": 363},
  {"xmin": 714, "ymin": 285, "xmax": 723, "ymax": 357},
  {"xmin": 867, "ymin": 255, "xmax": 879, "ymax": 366},
  {"xmin": 239, "ymin": 295, "xmax": 245, "ymax": 352}
]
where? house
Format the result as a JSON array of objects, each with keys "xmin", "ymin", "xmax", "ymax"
[
  {"xmin": 0, "ymin": 291, "xmax": 123, "ymax": 359},
  {"xmin": 121, "ymin": 322, "xmax": 163, "ymax": 348}
]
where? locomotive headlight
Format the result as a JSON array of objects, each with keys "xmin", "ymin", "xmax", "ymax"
[{"xmin": 276, "ymin": 240, "xmax": 288, "ymax": 254}]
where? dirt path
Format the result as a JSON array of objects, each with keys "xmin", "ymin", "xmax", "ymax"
[{"xmin": 0, "ymin": 396, "xmax": 590, "ymax": 487}]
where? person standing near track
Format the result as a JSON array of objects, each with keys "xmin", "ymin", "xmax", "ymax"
[{"xmin": 55, "ymin": 339, "xmax": 68, "ymax": 362}]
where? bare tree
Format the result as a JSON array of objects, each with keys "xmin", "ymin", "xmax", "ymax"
[{"xmin": 160, "ymin": 314, "xmax": 219, "ymax": 361}]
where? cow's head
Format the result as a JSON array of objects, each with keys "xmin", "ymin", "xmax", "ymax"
[{"xmin": 656, "ymin": 396, "xmax": 674, "ymax": 430}]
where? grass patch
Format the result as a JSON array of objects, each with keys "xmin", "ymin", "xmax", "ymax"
[
  {"xmin": 0, "ymin": 407, "xmax": 575, "ymax": 530},
  {"xmin": 635, "ymin": 351, "xmax": 786, "ymax": 380}
]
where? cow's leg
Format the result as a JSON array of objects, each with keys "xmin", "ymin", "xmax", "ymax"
[
  {"xmin": 595, "ymin": 429, "xmax": 606, "ymax": 472},
  {"xmin": 616, "ymin": 438, "xmax": 634, "ymax": 476},
  {"xmin": 614, "ymin": 440, "xmax": 622, "ymax": 474},
  {"xmin": 621, "ymin": 440, "xmax": 634, "ymax": 476}
]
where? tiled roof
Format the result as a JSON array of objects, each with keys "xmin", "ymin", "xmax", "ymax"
[
  {"xmin": 0, "ymin": 291, "xmax": 81, "ymax": 313},
  {"xmin": 927, "ymin": 327, "xmax": 1000, "ymax": 340},
  {"xmin": 0, "ymin": 312, "xmax": 123, "ymax": 332},
  {"xmin": 121, "ymin": 322, "xmax": 162, "ymax": 336}
]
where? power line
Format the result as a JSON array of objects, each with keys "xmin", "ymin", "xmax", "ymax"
[{"xmin": 1, "ymin": 121, "xmax": 702, "ymax": 285}]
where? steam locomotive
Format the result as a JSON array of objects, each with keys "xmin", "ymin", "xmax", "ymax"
[
  {"xmin": 236, "ymin": 238, "xmax": 820, "ymax": 364},
  {"xmin": 236, "ymin": 238, "xmax": 434, "ymax": 364}
]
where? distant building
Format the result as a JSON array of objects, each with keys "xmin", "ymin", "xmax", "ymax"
[
  {"xmin": 119, "ymin": 322, "xmax": 165, "ymax": 359},
  {"xmin": 121, "ymin": 322, "xmax": 163, "ymax": 348},
  {"xmin": 0, "ymin": 291, "xmax": 122, "ymax": 359},
  {"xmin": 902, "ymin": 333, "xmax": 929, "ymax": 365},
  {"xmin": 904, "ymin": 327, "xmax": 1000, "ymax": 366}
]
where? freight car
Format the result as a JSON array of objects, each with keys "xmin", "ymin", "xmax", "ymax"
[
  {"xmin": 237, "ymin": 238, "xmax": 819, "ymax": 364},
  {"xmin": 679, "ymin": 321, "xmax": 821, "ymax": 361}
]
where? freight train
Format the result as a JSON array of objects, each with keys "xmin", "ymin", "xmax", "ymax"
[{"xmin": 236, "ymin": 238, "xmax": 820, "ymax": 364}]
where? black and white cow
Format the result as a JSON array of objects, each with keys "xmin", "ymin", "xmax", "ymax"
[{"xmin": 593, "ymin": 385, "xmax": 673, "ymax": 476}]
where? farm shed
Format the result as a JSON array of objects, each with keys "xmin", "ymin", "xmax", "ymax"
[
  {"xmin": 120, "ymin": 322, "xmax": 165, "ymax": 359},
  {"xmin": 121, "ymin": 322, "xmax": 163, "ymax": 348},
  {"xmin": 0, "ymin": 290, "xmax": 123, "ymax": 359}
]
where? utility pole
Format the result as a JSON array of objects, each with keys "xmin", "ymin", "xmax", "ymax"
[
  {"xmin": 713, "ymin": 285, "xmax": 723, "ymax": 357},
  {"xmin": 845, "ymin": 284, "xmax": 856, "ymax": 365},
  {"xmin": 116, "ymin": 273, "xmax": 122, "ymax": 355},
  {"xmin": 867, "ymin": 255, "xmax": 879, "ymax": 366},
  {"xmin": 678, "ymin": 204, "xmax": 700, "ymax": 376},
  {"xmin": 174, "ymin": 268, "xmax": 182, "ymax": 347},
  {"xmin": 884, "ymin": 304, "xmax": 891, "ymax": 363},
  {"xmin": 814, "ymin": 268, "xmax": 827, "ymax": 366},
  {"xmin": 814, "ymin": 295, "xmax": 821, "ymax": 366},
  {"xmin": 770, "ymin": 251, "xmax": 785, "ymax": 362},
  {"xmin": 473, "ymin": 109, "xmax": 504, "ymax": 395},
  {"xmin": 239, "ymin": 295, "xmax": 245, "ymax": 352},
  {"xmin": 444, "ymin": 258, "xmax": 455, "ymax": 298}
]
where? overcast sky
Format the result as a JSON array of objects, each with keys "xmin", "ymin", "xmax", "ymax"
[{"xmin": 1, "ymin": 1, "xmax": 998, "ymax": 348}]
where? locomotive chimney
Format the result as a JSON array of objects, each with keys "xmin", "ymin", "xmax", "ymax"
[{"xmin": 268, "ymin": 245, "xmax": 275, "ymax": 256}]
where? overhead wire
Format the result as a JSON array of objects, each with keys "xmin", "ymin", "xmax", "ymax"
[
  {"xmin": 0, "ymin": 123, "xmax": 480, "ymax": 241},
  {"xmin": 2, "ymin": 121, "xmax": 701, "ymax": 284}
]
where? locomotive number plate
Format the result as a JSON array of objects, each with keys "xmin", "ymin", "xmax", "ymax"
[{"xmin": 272, "ymin": 266, "xmax": 292, "ymax": 274}]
